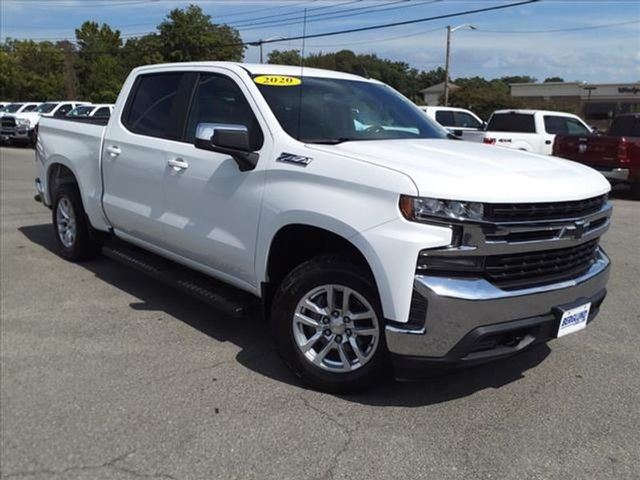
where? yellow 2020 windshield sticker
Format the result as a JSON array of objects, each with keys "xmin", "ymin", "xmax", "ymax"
[{"xmin": 254, "ymin": 75, "xmax": 302, "ymax": 87}]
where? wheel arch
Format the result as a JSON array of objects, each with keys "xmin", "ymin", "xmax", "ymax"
[{"xmin": 261, "ymin": 223, "xmax": 380, "ymax": 318}]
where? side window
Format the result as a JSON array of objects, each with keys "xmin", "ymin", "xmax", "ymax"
[
  {"xmin": 23, "ymin": 104, "xmax": 38, "ymax": 112},
  {"xmin": 435, "ymin": 110, "xmax": 455, "ymax": 127},
  {"xmin": 544, "ymin": 116, "xmax": 568, "ymax": 135},
  {"xmin": 454, "ymin": 112, "xmax": 482, "ymax": 129},
  {"xmin": 566, "ymin": 118, "xmax": 590, "ymax": 136},
  {"xmin": 55, "ymin": 104, "xmax": 73, "ymax": 116},
  {"xmin": 94, "ymin": 107, "xmax": 111, "ymax": 118},
  {"xmin": 184, "ymin": 73, "xmax": 264, "ymax": 151},
  {"xmin": 124, "ymin": 73, "xmax": 184, "ymax": 138},
  {"xmin": 487, "ymin": 113, "xmax": 536, "ymax": 133}
]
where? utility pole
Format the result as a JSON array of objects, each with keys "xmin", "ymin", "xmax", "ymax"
[
  {"xmin": 443, "ymin": 24, "xmax": 476, "ymax": 106},
  {"xmin": 443, "ymin": 26, "xmax": 452, "ymax": 106}
]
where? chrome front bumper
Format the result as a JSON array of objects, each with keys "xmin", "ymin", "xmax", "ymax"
[
  {"xmin": 386, "ymin": 248, "xmax": 610, "ymax": 358},
  {"xmin": 599, "ymin": 168, "xmax": 629, "ymax": 182}
]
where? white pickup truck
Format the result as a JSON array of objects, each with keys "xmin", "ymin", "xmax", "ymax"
[
  {"xmin": 483, "ymin": 109, "xmax": 592, "ymax": 155},
  {"xmin": 419, "ymin": 106, "xmax": 486, "ymax": 142},
  {"xmin": 36, "ymin": 62, "xmax": 612, "ymax": 392}
]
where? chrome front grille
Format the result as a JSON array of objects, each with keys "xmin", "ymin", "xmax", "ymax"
[
  {"xmin": 418, "ymin": 198, "xmax": 612, "ymax": 290},
  {"xmin": 484, "ymin": 239, "xmax": 599, "ymax": 289},
  {"xmin": 1, "ymin": 116, "xmax": 16, "ymax": 128},
  {"xmin": 485, "ymin": 195, "xmax": 607, "ymax": 222}
]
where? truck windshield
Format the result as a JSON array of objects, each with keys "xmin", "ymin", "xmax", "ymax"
[
  {"xmin": 253, "ymin": 75, "xmax": 446, "ymax": 143},
  {"xmin": 34, "ymin": 103, "xmax": 58, "ymax": 114},
  {"xmin": 3, "ymin": 104, "xmax": 24, "ymax": 113}
]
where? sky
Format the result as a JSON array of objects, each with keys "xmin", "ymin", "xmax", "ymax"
[{"xmin": 1, "ymin": 0, "xmax": 639, "ymax": 83}]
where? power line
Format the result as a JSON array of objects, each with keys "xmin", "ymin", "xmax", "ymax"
[
  {"xmin": 477, "ymin": 19, "xmax": 640, "ymax": 34},
  {"xmin": 20, "ymin": 0, "xmax": 540, "ymax": 55}
]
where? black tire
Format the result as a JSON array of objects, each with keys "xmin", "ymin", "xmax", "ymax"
[
  {"xmin": 630, "ymin": 181, "xmax": 640, "ymax": 200},
  {"xmin": 271, "ymin": 254, "xmax": 389, "ymax": 393},
  {"xmin": 52, "ymin": 183, "xmax": 100, "ymax": 261}
]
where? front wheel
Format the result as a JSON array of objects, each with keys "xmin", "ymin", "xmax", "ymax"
[{"xmin": 271, "ymin": 255, "xmax": 389, "ymax": 393}]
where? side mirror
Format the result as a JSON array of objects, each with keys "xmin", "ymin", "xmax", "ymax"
[
  {"xmin": 453, "ymin": 129, "xmax": 463, "ymax": 137},
  {"xmin": 480, "ymin": 121, "xmax": 487, "ymax": 130},
  {"xmin": 194, "ymin": 123, "xmax": 259, "ymax": 172}
]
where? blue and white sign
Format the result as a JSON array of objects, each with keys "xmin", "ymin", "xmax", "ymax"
[{"xmin": 557, "ymin": 302, "xmax": 591, "ymax": 338}]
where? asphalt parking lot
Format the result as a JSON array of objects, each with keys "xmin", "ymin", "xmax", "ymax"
[{"xmin": 1, "ymin": 145, "xmax": 639, "ymax": 480}]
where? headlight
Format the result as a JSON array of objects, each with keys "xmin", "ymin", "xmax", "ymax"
[
  {"xmin": 16, "ymin": 118, "xmax": 31, "ymax": 127},
  {"xmin": 400, "ymin": 195, "xmax": 484, "ymax": 222}
]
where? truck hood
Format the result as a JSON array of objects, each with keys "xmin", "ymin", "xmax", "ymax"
[
  {"xmin": 13, "ymin": 112, "xmax": 42, "ymax": 124},
  {"xmin": 309, "ymin": 139, "xmax": 610, "ymax": 203}
]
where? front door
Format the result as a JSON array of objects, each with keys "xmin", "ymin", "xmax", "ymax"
[{"xmin": 160, "ymin": 71, "xmax": 270, "ymax": 288}]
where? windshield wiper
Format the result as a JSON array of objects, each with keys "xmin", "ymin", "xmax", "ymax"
[{"xmin": 301, "ymin": 138, "xmax": 354, "ymax": 145}]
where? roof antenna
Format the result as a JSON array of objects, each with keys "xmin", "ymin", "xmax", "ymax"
[{"xmin": 296, "ymin": 8, "xmax": 307, "ymax": 141}]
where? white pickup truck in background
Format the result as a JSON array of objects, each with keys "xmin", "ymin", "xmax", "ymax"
[
  {"xmin": 35, "ymin": 62, "xmax": 612, "ymax": 392},
  {"xmin": 2, "ymin": 101, "xmax": 87, "ymax": 147},
  {"xmin": 482, "ymin": 109, "xmax": 592, "ymax": 155},
  {"xmin": 419, "ymin": 106, "xmax": 486, "ymax": 141}
]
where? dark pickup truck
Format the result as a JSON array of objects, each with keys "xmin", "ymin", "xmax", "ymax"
[{"xmin": 553, "ymin": 113, "xmax": 640, "ymax": 198}]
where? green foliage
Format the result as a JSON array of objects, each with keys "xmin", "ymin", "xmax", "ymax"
[
  {"xmin": 267, "ymin": 49, "xmax": 434, "ymax": 102},
  {"xmin": 0, "ymin": 39, "xmax": 66, "ymax": 100},
  {"xmin": 74, "ymin": 21, "xmax": 124, "ymax": 102},
  {"xmin": 158, "ymin": 4, "xmax": 244, "ymax": 62},
  {"xmin": 449, "ymin": 78, "xmax": 521, "ymax": 120},
  {"xmin": 0, "ymin": 4, "xmax": 244, "ymax": 102},
  {"xmin": 267, "ymin": 49, "xmax": 302, "ymax": 66},
  {"xmin": 544, "ymin": 76, "xmax": 565, "ymax": 83}
]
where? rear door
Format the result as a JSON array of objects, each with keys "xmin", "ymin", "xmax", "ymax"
[
  {"xmin": 159, "ymin": 70, "xmax": 271, "ymax": 287},
  {"xmin": 542, "ymin": 115, "xmax": 591, "ymax": 155},
  {"xmin": 102, "ymin": 71, "xmax": 194, "ymax": 247}
]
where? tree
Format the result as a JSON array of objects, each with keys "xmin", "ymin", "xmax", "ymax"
[
  {"xmin": 544, "ymin": 77, "xmax": 564, "ymax": 83},
  {"xmin": 500, "ymin": 75, "xmax": 537, "ymax": 85},
  {"xmin": 75, "ymin": 21, "xmax": 124, "ymax": 101},
  {"xmin": 267, "ymin": 49, "xmax": 302, "ymax": 66},
  {"xmin": 122, "ymin": 34, "xmax": 164, "ymax": 72},
  {"xmin": 449, "ymin": 78, "xmax": 521, "ymax": 119},
  {"xmin": 158, "ymin": 4, "xmax": 244, "ymax": 62},
  {"xmin": 0, "ymin": 39, "xmax": 66, "ymax": 100}
]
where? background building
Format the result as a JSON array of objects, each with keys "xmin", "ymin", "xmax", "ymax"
[
  {"xmin": 510, "ymin": 82, "xmax": 640, "ymax": 129},
  {"xmin": 419, "ymin": 82, "xmax": 459, "ymax": 106}
]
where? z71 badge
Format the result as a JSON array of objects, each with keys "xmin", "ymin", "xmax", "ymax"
[{"xmin": 276, "ymin": 152, "xmax": 313, "ymax": 166}]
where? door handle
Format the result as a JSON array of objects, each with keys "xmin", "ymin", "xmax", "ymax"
[
  {"xmin": 545, "ymin": 140, "xmax": 552, "ymax": 145},
  {"xmin": 106, "ymin": 145, "xmax": 121, "ymax": 157},
  {"xmin": 168, "ymin": 158, "xmax": 189, "ymax": 171}
]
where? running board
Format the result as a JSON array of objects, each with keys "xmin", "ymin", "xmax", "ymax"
[{"xmin": 101, "ymin": 241, "xmax": 257, "ymax": 318}]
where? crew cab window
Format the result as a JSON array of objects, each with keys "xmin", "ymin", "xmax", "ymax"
[
  {"xmin": 487, "ymin": 113, "xmax": 536, "ymax": 133},
  {"xmin": 454, "ymin": 111, "xmax": 482, "ymax": 129},
  {"xmin": 184, "ymin": 73, "xmax": 264, "ymax": 150},
  {"xmin": 94, "ymin": 107, "xmax": 111, "ymax": 118},
  {"xmin": 435, "ymin": 110, "xmax": 455, "ymax": 127},
  {"xmin": 55, "ymin": 104, "xmax": 73, "ymax": 116},
  {"xmin": 544, "ymin": 115, "xmax": 589, "ymax": 136},
  {"xmin": 22, "ymin": 104, "xmax": 38, "ymax": 112},
  {"xmin": 124, "ymin": 73, "xmax": 184, "ymax": 138}
]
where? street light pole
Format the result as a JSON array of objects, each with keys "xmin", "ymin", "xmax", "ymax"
[
  {"xmin": 250, "ymin": 36, "xmax": 286, "ymax": 64},
  {"xmin": 443, "ymin": 24, "xmax": 476, "ymax": 106},
  {"xmin": 443, "ymin": 26, "xmax": 452, "ymax": 106}
]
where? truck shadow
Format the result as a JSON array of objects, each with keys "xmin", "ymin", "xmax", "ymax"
[{"xmin": 19, "ymin": 223, "xmax": 550, "ymax": 407}]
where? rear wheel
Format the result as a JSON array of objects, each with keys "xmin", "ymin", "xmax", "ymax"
[
  {"xmin": 630, "ymin": 181, "xmax": 640, "ymax": 200},
  {"xmin": 271, "ymin": 255, "xmax": 389, "ymax": 393},
  {"xmin": 52, "ymin": 183, "xmax": 100, "ymax": 261}
]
